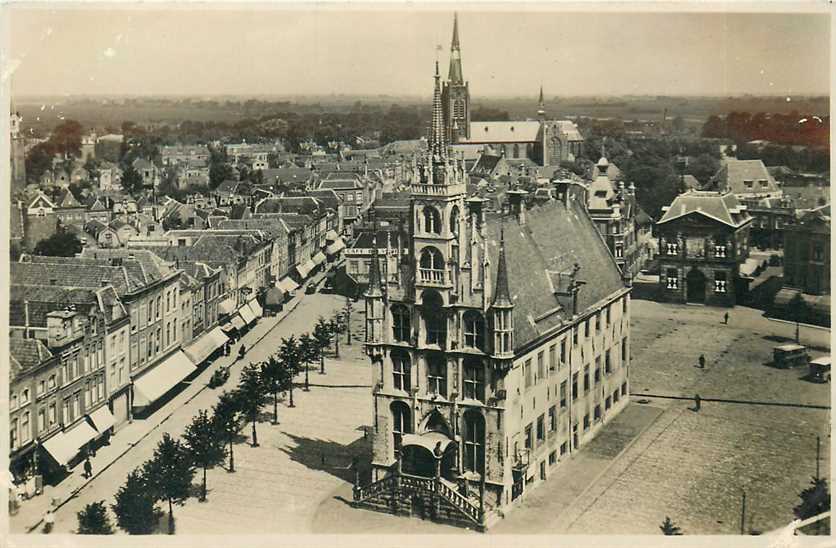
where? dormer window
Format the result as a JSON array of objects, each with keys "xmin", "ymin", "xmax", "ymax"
[
  {"xmin": 744, "ymin": 179, "xmax": 754, "ymax": 188},
  {"xmin": 759, "ymin": 179, "xmax": 769, "ymax": 188}
]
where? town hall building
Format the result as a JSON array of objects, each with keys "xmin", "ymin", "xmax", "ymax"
[
  {"xmin": 352, "ymin": 61, "xmax": 631, "ymax": 530},
  {"xmin": 441, "ymin": 14, "xmax": 584, "ymax": 167}
]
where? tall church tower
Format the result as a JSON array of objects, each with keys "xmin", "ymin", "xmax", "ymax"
[
  {"xmin": 10, "ymin": 111, "xmax": 26, "ymax": 196},
  {"xmin": 441, "ymin": 13, "xmax": 470, "ymax": 143}
]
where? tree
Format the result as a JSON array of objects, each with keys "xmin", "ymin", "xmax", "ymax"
[
  {"xmin": 112, "ymin": 468, "xmax": 158, "ymax": 535},
  {"xmin": 787, "ymin": 292, "xmax": 809, "ymax": 343},
  {"xmin": 343, "ymin": 296, "xmax": 354, "ymax": 345},
  {"xmin": 261, "ymin": 355, "xmax": 293, "ymax": 424},
  {"xmin": 794, "ymin": 477, "xmax": 830, "ymax": 534},
  {"xmin": 329, "ymin": 313, "xmax": 347, "ymax": 358},
  {"xmin": 34, "ymin": 231, "xmax": 83, "ymax": 257},
  {"xmin": 237, "ymin": 363, "xmax": 270, "ymax": 447},
  {"xmin": 278, "ymin": 336, "xmax": 301, "ymax": 407},
  {"xmin": 313, "ymin": 316, "xmax": 334, "ymax": 374},
  {"xmin": 213, "ymin": 390, "xmax": 245, "ymax": 472},
  {"xmin": 182, "ymin": 410, "xmax": 226, "ymax": 502},
  {"xmin": 142, "ymin": 433, "xmax": 195, "ymax": 535},
  {"xmin": 209, "ymin": 162, "xmax": 235, "ymax": 189},
  {"xmin": 76, "ymin": 500, "xmax": 114, "ymax": 534},
  {"xmin": 298, "ymin": 333, "xmax": 318, "ymax": 391},
  {"xmin": 660, "ymin": 516, "xmax": 683, "ymax": 535},
  {"xmin": 121, "ymin": 165, "xmax": 145, "ymax": 197}
]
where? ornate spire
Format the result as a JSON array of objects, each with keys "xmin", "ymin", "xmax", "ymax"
[
  {"xmin": 537, "ymin": 85, "xmax": 546, "ymax": 119},
  {"xmin": 448, "ymin": 13, "xmax": 464, "ymax": 84},
  {"xmin": 429, "ymin": 60, "xmax": 447, "ymax": 161},
  {"xmin": 367, "ymin": 230, "xmax": 383, "ymax": 296},
  {"xmin": 492, "ymin": 225, "xmax": 513, "ymax": 307}
]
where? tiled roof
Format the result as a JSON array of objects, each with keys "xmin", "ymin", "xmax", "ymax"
[
  {"xmin": 657, "ymin": 190, "xmax": 752, "ymax": 228},
  {"xmin": 472, "ymin": 154, "xmax": 503, "ymax": 174},
  {"xmin": 218, "ymin": 218, "xmax": 289, "ymax": 240},
  {"xmin": 318, "ymin": 179, "xmax": 362, "ymax": 191},
  {"xmin": 214, "ymin": 180, "xmax": 240, "ymax": 194},
  {"xmin": 80, "ymin": 248, "xmax": 178, "ymax": 286},
  {"xmin": 10, "ymin": 338, "xmax": 54, "ymax": 381},
  {"xmin": 261, "ymin": 168, "xmax": 314, "ymax": 183},
  {"xmin": 713, "ymin": 159, "xmax": 779, "ymax": 195},
  {"xmin": 551, "ymin": 120, "xmax": 584, "ymax": 141},
  {"xmin": 254, "ymin": 196, "xmax": 321, "ymax": 216},
  {"xmin": 58, "ymin": 189, "xmax": 83, "ymax": 209},
  {"xmin": 465, "ymin": 121, "xmax": 541, "ymax": 143},
  {"xmin": 14, "ymin": 258, "xmax": 138, "ymax": 295},
  {"xmin": 481, "ymin": 198, "xmax": 625, "ymax": 349},
  {"xmin": 9, "ymin": 283, "xmax": 126, "ymax": 328}
]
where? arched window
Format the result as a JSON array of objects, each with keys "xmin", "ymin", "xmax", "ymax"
[
  {"xmin": 463, "ymin": 357, "xmax": 485, "ymax": 402},
  {"xmin": 423, "ymin": 206, "xmax": 441, "ymax": 234},
  {"xmin": 450, "ymin": 206, "xmax": 460, "ymax": 236},
  {"xmin": 426, "ymin": 354, "xmax": 447, "ymax": 397},
  {"xmin": 463, "ymin": 411, "xmax": 485, "ymax": 474},
  {"xmin": 391, "ymin": 401, "xmax": 412, "ymax": 457},
  {"xmin": 391, "ymin": 304, "xmax": 411, "ymax": 342},
  {"xmin": 463, "ymin": 310, "xmax": 486, "ymax": 350},
  {"xmin": 513, "ymin": 144, "xmax": 520, "ymax": 159},
  {"xmin": 422, "ymin": 291, "xmax": 447, "ymax": 346},
  {"xmin": 392, "ymin": 350, "xmax": 411, "ymax": 392},
  {"xmin": 419, "ymin": 247, "xmax": 445, "ymax": 284}
]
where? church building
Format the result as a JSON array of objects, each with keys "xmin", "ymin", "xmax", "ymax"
[
  {"xmin": 352, "ymin": 61, "xmax": 631, "ymax": 530},
  {"xmin": 440, "ymin": 14, "xmax": 584, "ymax": 167}
]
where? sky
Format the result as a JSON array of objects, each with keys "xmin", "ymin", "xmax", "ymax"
[{"xmin": 4, "ymin": 5, "xmax": 831, "ymax": 98}]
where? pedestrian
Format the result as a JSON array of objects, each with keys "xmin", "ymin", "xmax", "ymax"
[
  {"xmin": 238, "ymin": 344, "xmax": 246, "ymax": 361},
  {"xmin": 698, "ymin": 354, "xmax": 706, "ymax": 369},
  {"xmin": 694, "ymin": 393, "xmax": 701, "ymax": 412},
  {"xmin": 43, "ymin": 508, "xmax": 55, "ymax": 533},
  {"xmin": 724, "ymin": 311, "xmax": 729, "ymax": 325},
  {"xmin": 83, "ymin": 457, "xmax": 92, "ymax": 479}
]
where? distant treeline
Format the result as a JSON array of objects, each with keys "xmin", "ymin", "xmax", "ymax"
[{"xmin": 701, "ymin": 111, "xmax": 829, "ymax": 148}]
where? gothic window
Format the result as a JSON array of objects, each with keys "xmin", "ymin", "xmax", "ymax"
[
  {"xmin": 463, "ymin": 411, "xmax": 485, "ymax": 474},
  {"xmin": 392, "ymin": 350, "xmax": 411, "ymax": 392},
  {"xmin": 422, "ymin": 206, "xmax": 441, "ymax": 234},
  {"xmin": 450, "ymin": 206, "xmax": 460, "ymax": 236},
  {"xmin": 453, "ymin": 99, "xmax": 465, "ymax": 119},
  {"xmin": 419, "ymin": 247, "xmax": 445, "ymax": 284},
  {"xmin": 422, "ymin": 290, "xmax": 447, "ymax": 346},
  {"xmin": 463, "ymin": 358, "xmax": 484, "ymax": 401},
  {"xmin": 463, "ymin": 310, "xmax": 485, "ymax": 350},
  {"xmin": 493, "ymin": 309, "xmax": 512, "ymax": 354},
  {"xmin": 391, "ymin": 305, "xmax": 411, "ymax": 342},
  {"xmin": 426, "ymin": 355, "xmax": 447, "ymax": 397},
  {"xmin": 391, "ymin": 401, "xmax": 411, "ymax": 457}
]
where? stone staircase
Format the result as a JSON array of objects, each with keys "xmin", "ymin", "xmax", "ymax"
[{"xmin": 353, "ymin": 470, "xmax": 486, "ymax": 531}]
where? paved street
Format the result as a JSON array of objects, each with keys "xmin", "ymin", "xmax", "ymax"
[{"xmin": 17, "ymin": 296, "xmax": 830, "ymax": 536}]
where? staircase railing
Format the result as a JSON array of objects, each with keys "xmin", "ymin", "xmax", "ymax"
[{"xmin": 353, "ymin": 473, "xmax": 395, "ymax": 503}]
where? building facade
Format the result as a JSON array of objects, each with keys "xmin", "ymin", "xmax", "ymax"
[{"xmin": 655, "ymin": 191, "xmax": 753, "ymax": 307}]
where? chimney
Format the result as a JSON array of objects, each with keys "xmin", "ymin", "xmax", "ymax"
[{"xmin": 506, "ymin": 189, "xmax": 528, "ymax": 225}]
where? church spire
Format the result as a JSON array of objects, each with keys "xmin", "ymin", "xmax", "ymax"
[
  {"xmin": 448, "ymin": 13, "xmax": 464, "ymax": 84},
  {"xmin": 492, "ymin": 226, "xmax": 513, "ymax": 307},
  {"xmin": 429, "ymin": 60, "xmax": 447, "ymax": 161},
  {"xmin": 537, "ymin": 85, "xmax": 546, "ymax": 120}
]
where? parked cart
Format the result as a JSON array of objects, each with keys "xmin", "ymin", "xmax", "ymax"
[
  {"xmin": 809, "ymin": 356, "xmax": 831, "ymax": 383},
  {"xmin": 773, "ymin": 344, "xmax": 808, "ymax": 369}
]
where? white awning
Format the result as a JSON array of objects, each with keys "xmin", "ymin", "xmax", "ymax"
[
  {"xmin": 230, "ymin": 314, "xmax": 246, "ymax": 331},
  {"xmin": 239, "ymin": 305, "xmax": 257, "ymax": 326},
  {"xmin": 295, "ymin": 261, "xmax": 312, "ymax": 279},
  {"xmin": 218, "ymin": 297, "xmax": 236, "ymax": 316},
  {"xmin": 132, "ymin": 351, "xmax": 195, "ymax": 407},
  {"xmin": 42, "ymin": 421, "xmax": 98, "ymax": 467},
  {"xmin": 87, "ymin": 405, "xmax": 115, "ymax": 433},
  {"xmin": 277, "ymin": 277, "xmax": 299, "ymax": 292},
  {"xmin": 183, "ymin": 326, "xmax": 229, "ymax": 365},
  {"xmin": 312, "ymin": 251, "xmax": 327, "ymax": 265},
  {"xmin": 248, "ymin": 298, "xmax": 263, "ymax": 318},
  {"xmin": 326, "ymin": 239, "xmax": 346, "ymax": 255},
  {"xmin": 325, "ymin": 229, "xmax": 340, "ymax": 242}
]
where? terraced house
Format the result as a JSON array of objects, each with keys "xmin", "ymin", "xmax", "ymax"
[{"xmin": 354, "ymin": 65, "xmax": 631, "ymax": 530}]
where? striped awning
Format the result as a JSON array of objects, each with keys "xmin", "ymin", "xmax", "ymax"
[
  {"xmin": 183, "ymin": 326, "xmax": 229, "ymax": 365},
  {"xmin": 277, "ymin": 277, "xmax": 299, "ymax": 293},
  {"xmin": 132, "ymin": 351, "xmax": 195, "ymax": 407}
]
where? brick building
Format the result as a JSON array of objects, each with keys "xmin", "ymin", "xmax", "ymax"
[{"xmin": 655, "ymin": 191, "xmax": 753, "ymax": 307}]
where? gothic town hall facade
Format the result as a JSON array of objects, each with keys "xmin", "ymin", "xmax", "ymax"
[{"xmin": 353, "ymin": 62, "xmax": 632, "ymax": 530}]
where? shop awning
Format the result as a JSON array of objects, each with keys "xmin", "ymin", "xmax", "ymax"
[
  {"xmin": 325, "ymin": 229, "xmax": 340, "ymax": 242},
  {"xmin": 326, "ymin": 239, "xmax": 346, "ymax": 255},
  {"xmin": 183, "ymin": 326, "xmax": 229, "ymax": 365},
  {"xmin": 277, "ymin": 277, "xmax": 299, "ymax": 293},
  {"xmin": 87, "ymin": 405, "xmax": 115, "ymax": 433},
  {"xmin": 132, "ymin": 351, "xmax": 195, "ymax": 407},
  {"xmin": 218, "ymin": 298, "xmax": 236, "ymax": 316},
  {"xmin": 313, "ymin": 252, "xmax": 327, "ymax": 266},
  {"xmin": 295, "ymin": 261, "xmax": 312, "ymax": 279},
  {"xmin": 230, "ymin": 314, "xmax": 247, "ymax": 331},
  {"xmin": 239, "ymin": 305, "xmax": 257, "ymax": 326},
  {"xmin": 248, "ymin": 299, "xmax": 263, "ymax": 318},
  {"xmin": 42, "ymin": 421, "xmax": 98, "ymax": 467},
  {"xmin": 401, "ymin": 432, "xmax": 456, "ymax": 455}
]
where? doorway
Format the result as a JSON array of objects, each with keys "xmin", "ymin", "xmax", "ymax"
[{"xmin": 686, "ymin": 268, "xmax": 706, "ymax": 303}]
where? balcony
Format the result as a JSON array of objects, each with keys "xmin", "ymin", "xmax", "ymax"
[
  {"xmin": 410, "ymin": 182, "xmax": 466, "ymax": 197},
  {"xmin": 418, "ymin": 268, "xmax": 448, "ymax": 287}
]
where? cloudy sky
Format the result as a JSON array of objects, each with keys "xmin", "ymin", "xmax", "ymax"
[{"xmin": 5, "ymin": 5, "xmax": 831, "ymax": 98}]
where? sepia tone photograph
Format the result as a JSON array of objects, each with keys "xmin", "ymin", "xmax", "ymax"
[{"xmin": 1, "ymin": 2, "xmax": 832, "ymax": 542}]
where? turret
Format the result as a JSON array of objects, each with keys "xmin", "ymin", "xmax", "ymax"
[{"xmin": 490, "ymin": 227, "xmax": 514, "ymax": 360}]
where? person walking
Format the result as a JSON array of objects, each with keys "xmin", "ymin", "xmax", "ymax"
[
  {"xmin": 698, "ymin": 354, "xmax": 706, "ymax": 369},
  {"xmin": 43, "ymin": 508, "xmax": 55, "ymax": 533},
  {"xmin": 83, "ymin": 456, "xmax": 92, "ymax": 479},
  {"xmin": 238, "ymin": 344, "xmax": 246, "ymax": 361},
  {"xmin": 694, "ymin": 393, "xmax": 702, "ymax": 412},
  {"xmin": 723, "ymin": 311, "xmax": 729, "ymax": 325}
]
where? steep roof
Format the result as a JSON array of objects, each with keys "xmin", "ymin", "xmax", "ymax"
[
  {"xmin": 472, "ymin": 154, "xmax": 503, "ymax": 175},
  {"xmin": 465, "ymin": 121, "xmax": 541, "ymax": 144},
  {"xmin": 10, "ymin": 338, "xmax": 55, "ymax": 381},
  {"xmin": 657, "ymin": 190, "xmax": 752, "ymax": 228},
  {"xmin": 713, "ymin": 159, "xmax": 779, "ymax": 195}
]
